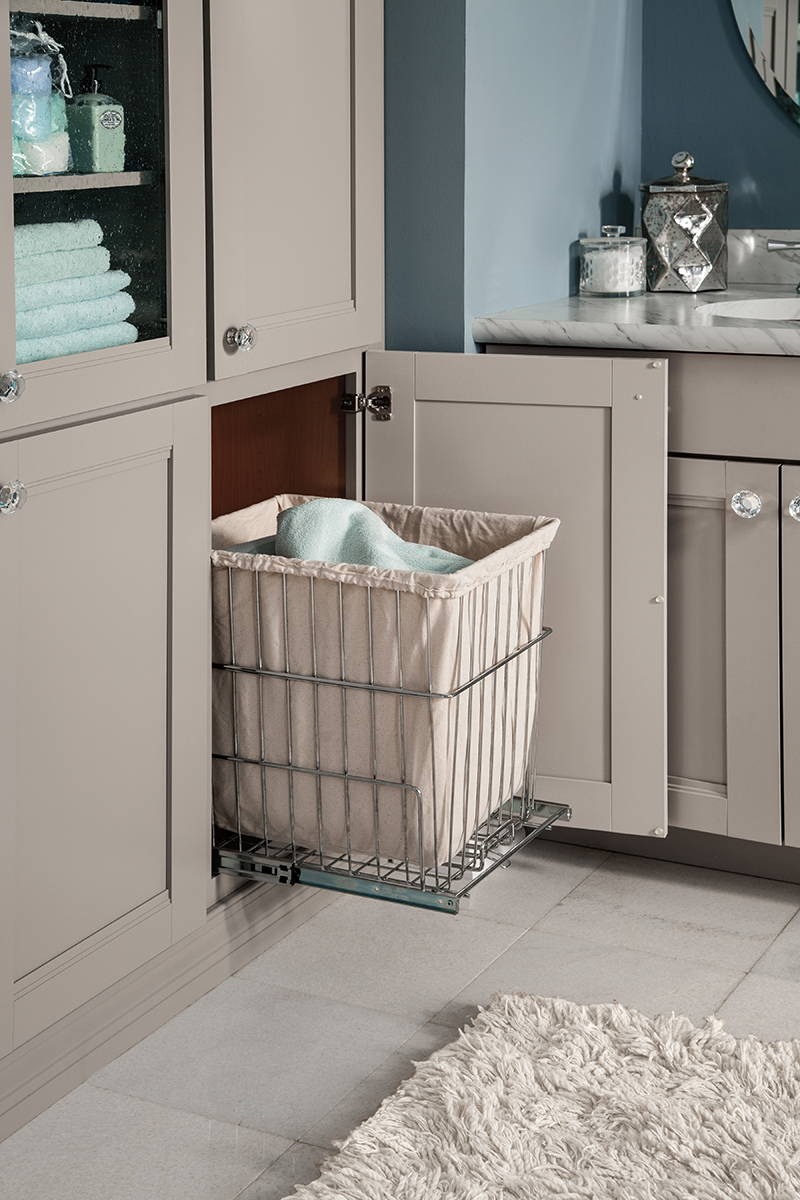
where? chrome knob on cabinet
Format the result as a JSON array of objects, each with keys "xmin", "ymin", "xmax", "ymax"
[
  {"xmin": 0, "ymin": 370, "xmax": 25, "ymax": 403},
  {"xmin": 0, "ymin": 480, "xmax": 27, "ymax": 514},
  {"xmin": 789, "ymin": 497, "xmax": 800, "ymax": 521},
  {"xmin": 731, "ymin": 490, "xmax": 762, "ymax": 518},
  {"xmin": 224, "ymin": 324, "xmax": 258, "ymax": 353}
]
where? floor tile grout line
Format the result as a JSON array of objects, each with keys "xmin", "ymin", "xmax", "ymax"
[
  {"xmin": 738, "ymin": 905, "xmax": 800, "ymax": 977},
  {"xmin": 214, "ymin": 967, "xmax": 444, "ymax": 1027},
  {"xmin": 292, "ymin": 1016, "xmax": 437, "ymax": 1145},
  {"xmin": 509, "ymin": 923, "xmax": 755, "ymax": 979},
  {"xmin": 457, "ymin": 852, "xmax": 615, "ymax": 930},
  {"xmin": 714, "ymin": 962, "xmax": 800, "ymax": 1018},
  {"xmin": 712, "ymin": 971, "xmax": 755, "ymax": 1017},
  {"xmin": 230, "ymin": 1140, "xmax": 332, "ymax": 1200},
  {"xmin": 83, "ymin": 1080, "xmax": 291, "ymax": 1146}
]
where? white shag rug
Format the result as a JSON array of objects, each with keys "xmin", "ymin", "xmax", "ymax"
[{"xmin": 290, "ymin": 993, "xmax": 800, "ymax": 1199}]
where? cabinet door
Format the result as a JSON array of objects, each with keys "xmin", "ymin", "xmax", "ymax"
[
  {"xmin": 206, "ymin": 0, "xmax": 383, "ymax": 379},
  {"xmin": 783, "ymin": 464, "xmax": 800, "ymax": 846},
  {"xmin": 668, "ymin": 456, "xmax": 781, "ymax": 844},
  {"xmin": 0, "ymin": 398, "xmax": 209, "ymax": 1050},
  {"xmin": 364, "ymin": 349, "xmax": 668, "ymax": 838},
  {"xmin": 0, "ymin": 0, "xmax": 205, "ymax": 432}
]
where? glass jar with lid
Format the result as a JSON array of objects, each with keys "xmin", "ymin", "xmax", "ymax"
[
  {"xmin": 578, "ymin": 226, "xmax": 646, "ymax": 298},
  {"xmin": 639, "ymin": 152, "xmax": 728, "ymax": 292}
]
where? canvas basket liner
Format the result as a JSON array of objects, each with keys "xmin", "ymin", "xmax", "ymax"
[{"xmin": 211, "ymin": 495, "xmax": 559, "ymax": 871}]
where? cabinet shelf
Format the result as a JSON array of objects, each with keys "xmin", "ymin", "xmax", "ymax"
[
  {"xmin": 10, "ymin": 1, "xmax": 152, "ymax": 19},
  {"xmin": 13, "ymin": 170, "xmax": 153, "ymax": 194}
]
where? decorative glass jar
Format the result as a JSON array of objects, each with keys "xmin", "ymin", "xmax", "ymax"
[
  {"xmin": 639, "ymin": 152, "xmax": 728, "ymax": 292},
  {"xmin": 578, "ymin": 226, "xmax": 646, "ymax": 298}
]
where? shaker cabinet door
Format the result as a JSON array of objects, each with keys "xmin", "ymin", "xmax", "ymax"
[
  {"xmin": 206, "ymin": 0, "xmax": 383, "ymax": 379},
  {"xmin": 0, "ymin": 397, "xmax": 209, "ymax": 1049},
  {"xmin": 782, "ymin": 464, "xmax": 800, "ymax": 847},
  {"xmin": 0, "ymin": 0, "xmax": 206, "ymax": 432},
  {"xmin": 364, "ymin": 349, "xmax": 668, "ymax": 839},
  {"xmin": 667, "ymin": 456, "xmax": 782, "ymax": 845}
]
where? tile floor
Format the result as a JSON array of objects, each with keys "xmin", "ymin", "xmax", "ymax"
[{"xmin": 3, "ymin": 839, "xmax": 800, "ymax": 1199}]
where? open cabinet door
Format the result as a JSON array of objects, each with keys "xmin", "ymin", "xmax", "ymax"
[{"xmin": 364, "ymin": 349, "xmax": 668, "ymax": 838}]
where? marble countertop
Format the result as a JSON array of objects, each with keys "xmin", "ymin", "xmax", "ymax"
[
  {"xmin": 472, "ymin": 283, "xmax": 800, "ymax": 356},
  {"xmin": 472, "ymin": 233, "xmax": 800, "ymax": 356}
]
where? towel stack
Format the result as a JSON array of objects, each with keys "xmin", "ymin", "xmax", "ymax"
[{"xmin": 15, "ymin": 219, "xmax": 138, "ymax": 364}]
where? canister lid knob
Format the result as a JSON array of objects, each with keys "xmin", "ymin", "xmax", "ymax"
[{"xmin": 671, "ymin": 151, "xmax": 694, "ymax": 181}]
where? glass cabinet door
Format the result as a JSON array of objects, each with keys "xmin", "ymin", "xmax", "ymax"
[{"xmin": 1, "ymin": 0, "xmax": 204, "ymax": 428}]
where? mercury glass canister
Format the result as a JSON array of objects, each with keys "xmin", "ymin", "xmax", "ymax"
[
  {"xmin": 640, "ymin": 152, "xmax": 728, "ymax": 292},
  {"xmin": 578, "ymin": 226, "xmax": 646, "ymax": 298}
]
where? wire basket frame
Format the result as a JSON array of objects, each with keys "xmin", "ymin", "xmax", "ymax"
[{"xmin": 212, "ymin": 548, "xmax": 569, "ymax": 914}]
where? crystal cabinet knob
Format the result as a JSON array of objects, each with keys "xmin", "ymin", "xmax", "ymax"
[
  {"xmin": 224, "ymin": 324, "xmax": 258, "ymax": 353},
  {"xmin": 790, "ymin": 497, "xmax": 800, "ymax": 521},
  {"xmin": 0, "ymin": 370, "xmax": 25, "ymax": 403},
  {"xmin": 0, "ymin": 480, "xmax": 27, "ymax": 514},
  {"xmin": 731, "ymin": 490, "xmax": 762, "ymax": 518}
]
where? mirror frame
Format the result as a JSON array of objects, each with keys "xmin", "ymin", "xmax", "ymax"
[{"xmin": 730, "ymin": 0, "xmax": 800, "ymax": 125}]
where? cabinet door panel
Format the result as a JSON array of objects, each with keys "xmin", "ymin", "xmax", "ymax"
[
  {"xmin": 208, "ymin": 0, "xmax": 383, "ymax": 379},
  {"xmin": 725, "ymin": 461, "xmax": 781, "ymax": 844},
  {"xmin": 782, "ymin": 464, "xmax": 800, "ymax": 847},
  {"xmin": 0, "ymin": 441, "xmax": 19, "ymax": 1057},
  {"xmin": 415, "ymin": 399, "xmax": 611, "ymax": 787},
  {"xmin": 15, "ymin": 439, "xmax": 169, "ymax": 979},
  {"xmin": 1, "ymin": 398, "xmax": 210, "ymax": 1048},
  {"xmin": 667, "ymin": 458, "xmax": 728, "ymax": 835},
  {"xmin": 365, "ymin": 349, "xmax": 667, "ymax": 838},
  {"xmin": 668, "ymin": 457, "xmax": 782, "ymax": 845}
]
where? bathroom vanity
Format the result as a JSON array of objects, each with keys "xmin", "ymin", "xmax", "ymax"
[{"xmin": 469, "ymin": 248, "xmax": 800, "ymax": 858}]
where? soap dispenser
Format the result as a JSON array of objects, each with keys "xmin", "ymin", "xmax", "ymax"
[{"xmin": 67, "ymin": 64, "xmax": 124, "ymax": 173}]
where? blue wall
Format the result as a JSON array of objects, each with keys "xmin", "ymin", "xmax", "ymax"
[
  {"xmin": 463, "ymin": 0, "xmax": 642, "ymax": 349},
  {"xmin": 384, "ymin": 0, "xmax": 643, "ymax": 353},
  {"xmin": 642, "ymin": 0, "xmax": 800, "ymax": 227},
  {"xmin": 384, "ymin": 1, "xmax": 466, "ymax": 352}
]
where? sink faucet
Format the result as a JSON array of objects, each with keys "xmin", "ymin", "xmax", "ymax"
[{"xmin": 767, "ymin": 239, "xmax": 800, "ymax": 292}]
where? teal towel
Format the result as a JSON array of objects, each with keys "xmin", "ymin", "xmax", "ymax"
[
  {"xmin": 15, "ymin": 246, "xmax": 111, "ymax": 287},
  {"xmin": 17, "ymin": 291, "xmax": 135, "ymax": 340},
  {"xmin": 227, "ymin": 498, "xmax": 474, "ymax": 574},
  {"xmin": 14, "ymin": 219, "xmax": 103, "ymax": 258},
  {"xmin": 16, "ymin": 320, "xmax": 138, "ymax": 365},
  {"xmin": 16, "ymin": 270, "xmax": 131, "ymax": 313}
]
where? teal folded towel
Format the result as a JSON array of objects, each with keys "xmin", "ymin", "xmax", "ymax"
[
  {"xmin": 15, "ymin": 246, "xmax": 111, "ymax": 287},
  {"xmin": 17, "ymin": 291, "xmax": 135, "ymax": 340},
  {"xmin": 16, "ymin": 321, "xmax": 138, "ymax": 365},
  {"xmin": 16, "ymin": 270, "xmax": 131, "ymax": 312},
  {"xmin": 226, "ymin": 498, "xmax": 474, "ymax": 574},
  {"xmin": 14, "ymin": 219, "xmax": 104, "ymax": 258}
]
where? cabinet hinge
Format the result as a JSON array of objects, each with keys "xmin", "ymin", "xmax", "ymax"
[{"xmin": 340, "ymin": 386, "xmax": 392, "ymax": 421}]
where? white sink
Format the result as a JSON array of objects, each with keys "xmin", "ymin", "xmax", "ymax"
[{"xmin": 700, "ymin": 297, "xmax": 800, "ymax": 321}]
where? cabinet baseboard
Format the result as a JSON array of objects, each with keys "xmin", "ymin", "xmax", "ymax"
[{"xmin": 0, "ymin": 881, "xmax": 334, "ymax": 1144}]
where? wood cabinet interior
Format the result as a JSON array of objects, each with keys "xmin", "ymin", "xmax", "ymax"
[{"xmin": 211, "ymin": 377, "xmax": 348, "ymax": 519}]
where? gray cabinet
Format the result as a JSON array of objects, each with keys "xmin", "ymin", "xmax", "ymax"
[
  {"xmin": 206, "ymin": 0, "xmax": 383, "ymax": 382},
  {"xmin": 0, "ymin": 397, "xmax": 209, "ymax": 1052},
  {"xmin": 665, "ymin": 351, "xmax": 800, "ymax": 848},
  {"xmin": 0, "ymin": 0, "xmax": 384, "ymax": 1136},
  {"xmin": 364, "ymin": 349, "xmax": 669, "ymax": 838},
  {"xmin": 1, "ymin": 0, "xmax": 206, "ymax": 433}
]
